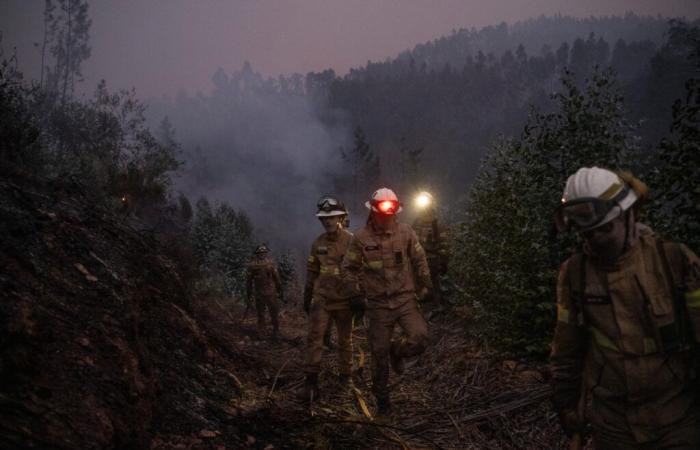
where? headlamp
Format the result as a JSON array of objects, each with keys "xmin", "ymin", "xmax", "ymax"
[
  {"xmin": 414, "ymin": 192, "xmax": 433, "ymax": 209},
  {"xmin": 376, "ymin": 200, "xmax": 399, "ymax": 215}
]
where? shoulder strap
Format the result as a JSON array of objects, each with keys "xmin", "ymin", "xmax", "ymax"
[
  {"xmin": 656, "ymin": 237, "xmax": 690, "ymax": 347},
  {"xmin": 567, "ymin": 252, "xmax": 587, "ymax": 326}
]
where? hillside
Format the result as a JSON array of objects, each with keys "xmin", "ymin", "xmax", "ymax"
[{"xmin": 0, "ymin": 173, "xmax": 567, "ymax": 449}]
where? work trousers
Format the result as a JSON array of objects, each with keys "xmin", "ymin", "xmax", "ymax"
[
  {"xmin": 304, "ymin": 303, "xmax": 354, "ymax": 375},
  {"xmin": 255, "ymin": 294, "xmax": 279, "ymax": 333},
  {"xmin": 367, "ymin": 298, "xmax": 428, "ymax": 401}
]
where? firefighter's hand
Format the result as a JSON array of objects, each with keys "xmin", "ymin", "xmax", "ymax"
[
  {"xmin": 303, "ymin": 288, "xmax": 312, "ymax": 314},
  {"xmin": 557, "ymin": 408, "xmax": 584, "ymax": 438},
  {"xmin": 418, "ymin": 287, "xmax": 434, "ymax": 303},
  {"xmin": 349, "ymin": 296, "xmax": 366, "ymax": 314}
]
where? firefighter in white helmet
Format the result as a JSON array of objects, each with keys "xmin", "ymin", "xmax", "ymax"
[
  {"xmin": 341, "ymin": 187, "xmax": 433, "ymax": 416},
  {"xmin": 550, "ymin": 167, "xmax": 700, "ymax": 449}
]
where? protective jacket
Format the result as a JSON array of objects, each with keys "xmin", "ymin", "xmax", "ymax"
[
  {"xmin": 550, "ymin": 225, "xmax": 700, "ymax": 444},
  {"xmin": 412, "ymin": 216, "xmax": 449, "ymax": 275},
  {"xmin": 306, "ymin": 228, "xmax": 354, "ymax": 309},
  {"xmin": 342, "ymin": 217, "xmax": 432, "ymax": 309},
  {"xmin": 246, "ymin": 257, "xmax": 282, "ymax": 299}
]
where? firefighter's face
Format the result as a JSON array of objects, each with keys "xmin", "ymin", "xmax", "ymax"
[
  {"xmin": 319, "ymin": 215, "xmax": 343, "ymax": 233},
  {"xmin": 582, "ymin": 212, "xmax": 629, "ymax": 259}
]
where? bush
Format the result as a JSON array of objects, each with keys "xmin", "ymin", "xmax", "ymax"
[{"xmin": 452, "ymin": 68, "xmax": 639, "ymax": 356}]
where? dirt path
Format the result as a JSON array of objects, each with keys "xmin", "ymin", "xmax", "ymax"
[{"xmin": 201, "ymin": 301, "xmax": 570, "ymax": 449}]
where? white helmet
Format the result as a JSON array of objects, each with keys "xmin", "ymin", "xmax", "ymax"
[
  {"xmin": 556, "ymin": 167, "xmax": 637, "ymax": 232},
  {"xmin": 365, "ymin": 187, "xmax": 403, "ymax": 214}
]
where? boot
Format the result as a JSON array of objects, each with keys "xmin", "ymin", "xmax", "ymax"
[
  {"xmin": 323, "ymin": 327, "xmax": 336, "ymax": 350},
  {"xmin": 297, "ymin": 373, "xmax": 319, "ymax": 402},
  {"xmin": 390, "ymin": 346, "xmax": 405, "ymax": 375}
]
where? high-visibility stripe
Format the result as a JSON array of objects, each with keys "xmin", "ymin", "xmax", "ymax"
[
  {"xmin": 599, "ymin": 182, "xmax": 623, "ymax": 200},
  {"xmin": 307, "ymin": 255, "xmax": 316, "ymax": 263},
  {"xmin": 685, "ymin": 289, "xmax": 700, "ymax": 308},
  {"xmin": 589, "ymin": 326, "xmax": 620, "ymax": 352},
  {"xmin": 643, "ymin": 338, "xmax": 658, "ymax": 354},
  {"xmin": 557, "ymin": 304, "xmax": 570, "ymax": 324},
  {"xmin": 366, "ymin": 261, "xmax": 383, "ymax": 270},
  {"xmin": 319, "ymin": 265, "xmax": 340, "ymax": 275},
  {"xmin": 346, "ymin": 251, "xmax": 358, "ymax": 261},
  {"xmin": 414, "ymin": 243, "xmax": 423, "ymax": 252}
]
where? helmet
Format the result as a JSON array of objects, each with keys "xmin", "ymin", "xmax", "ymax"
[
  {"xmin": 254, "ymin": 243, "xmax": 270, "ymax": 254},
  {"xmin": 316, "ymin": 195, "xmax": 348, "ymax": 217},
  {"xmin": 366, "ymin": 188, "xmax": 402, "ymax": 214},
  {"xmin": 555, "ymin": 167, "xmax": 638, "ymax": 232}
]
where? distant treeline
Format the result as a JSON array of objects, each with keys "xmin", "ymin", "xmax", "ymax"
[{"xmin": 151, "ymin": 15, "xmax": 698, "ymax": 215}]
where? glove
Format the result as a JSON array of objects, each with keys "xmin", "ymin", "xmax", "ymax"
[
  {"xmin": 349, "ymin": 296, "xmax": 366, "ymax": 314},
  {"xmin": 303, "ymin": 287, "xmax": 312, "ymax": 314}
]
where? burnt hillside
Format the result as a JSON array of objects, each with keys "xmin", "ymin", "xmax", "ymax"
[{"xmin": 0, "ymin": 173, "xmax": 272, "ymax": 449}]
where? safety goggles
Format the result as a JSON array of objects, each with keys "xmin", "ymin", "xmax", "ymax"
[
  {"xmin": 554, "ymin": 185, "xmax": 630, "ymax": 232},
  {"xmin": 317, "ymin": 197, "xmax": 341, "ymax": 212},
  {"xmin": 373, "ymin": 200, "xmax": 400, "ymax": 215}
]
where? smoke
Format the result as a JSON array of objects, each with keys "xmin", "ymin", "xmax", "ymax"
[{"xmin": 147, "ymin": 64, "xmax": 352, "ymax": 265}]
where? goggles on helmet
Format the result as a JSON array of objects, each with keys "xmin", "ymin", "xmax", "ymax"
[
  {"xmin": 373, "ymin": 199, "xmax": 400, "ymax": 215},
  {"xmin": 554, "ymin": 185, "xmax": 630, "ymax": 232},
  {"xmin": 317, "ymin": 196, "xmax": 341, "ymax": 212}
]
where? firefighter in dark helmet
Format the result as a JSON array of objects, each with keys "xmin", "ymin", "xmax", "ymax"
[
  {"xmin": 298, "ymin": 196, "xmax": 357, "ymax": 402},
  {"xmin": 246, "ymin": 243, "xmax": 283, "ymax": 339}
]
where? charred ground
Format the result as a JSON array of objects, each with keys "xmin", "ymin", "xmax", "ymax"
[{"xmin": 0, "ymin": 173, "xmax": 570, "ymax": 449}]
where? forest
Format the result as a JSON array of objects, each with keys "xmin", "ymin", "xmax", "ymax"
[{"xmin": 1, "ymin": 2, "xmax": 699, "ymax": 449}]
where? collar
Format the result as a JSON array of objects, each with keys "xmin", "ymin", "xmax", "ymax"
[{"xmin": 369, "ymin": 216, "xmax": 398, "ymax": 235}]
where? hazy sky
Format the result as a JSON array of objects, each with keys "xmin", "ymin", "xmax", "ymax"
[{"xmin": 1, "ymin": 0, "xmax": 699, "ymax": 98}]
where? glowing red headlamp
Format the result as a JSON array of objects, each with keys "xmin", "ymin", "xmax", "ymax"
[{"xmin": 377, "ymin": 200, "xmax": 399, "ymax": 214}]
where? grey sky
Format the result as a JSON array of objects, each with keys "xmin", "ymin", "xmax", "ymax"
[{"xmin": 1, "ymin": 0, "xmax": 699, "ymax": 98}]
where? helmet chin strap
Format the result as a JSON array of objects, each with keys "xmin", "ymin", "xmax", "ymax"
[{"xmin": 622, "ymin": 209, "xmax": 632, "ymax": 253}]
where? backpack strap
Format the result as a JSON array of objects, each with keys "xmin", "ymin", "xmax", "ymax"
[
  {"xmin": 655, "ymin": 237, "xmax": 691, "ymax": 349},
  {"xmin": 567, "ymin": 252, "xmax": 587, "ymax": 327}
]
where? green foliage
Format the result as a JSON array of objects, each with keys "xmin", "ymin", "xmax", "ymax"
[
  {"xmin": 276, "ymin": 250, "xmax": 297, "ymax": 291},
  {"xmin": 340, "ymin": 126, "xmax": 380, "ymax": 210},
  {"xmin": 0, "ymin": 62, "xmax": 45, "ymax": 173},
  {"xmin": 647, "ymin": 23, "xmax": 700, "ymax": 253},
  {"xmin": 452, "ymin": 68, "xmax": 639, "ymax": 356},
  {"xmin": 43, "ymin": 0, "xmax": 92, "ymax": 101},
  {"xmin": 192, "ymin": 198, "xmax": 254, "ymax": 298}
]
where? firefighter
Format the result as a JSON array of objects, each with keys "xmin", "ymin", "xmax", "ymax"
[
  {"xmin": 299, "ymin": 196, "xmax": 357, "ymax": 401},
  {"xmin": 550, "ymin": 167, "xmax": 700, "ymax": 449},
  {"xmin": 412, "ymin": 191, "xmax": 449, "ymax": 304},
  {"xmin": 245, "ymin": 243, "xmax": 284, "ymax": 339},
  {"xmin": 342, "ymin": 188, "xmax": 433, "ymax": 416}
]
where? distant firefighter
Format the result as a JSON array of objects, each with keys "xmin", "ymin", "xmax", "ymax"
[
  {"xmin": 298, "ymin": 196, "xmax": 357, "ymax": 402},
  {"xmin": 246, "ymin": 243, "xmax": 283, "ymax": 339},
  {"xmin": 550, "ymin": 167, "xmax": 700, "ymax": 449},
  {"xmin": 342, "ymin": 188, "xmax": 433, "ymax": 417},
  {"xmin": 412, "ymin": 191, "xmax": 449, "ymax": 304}
]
